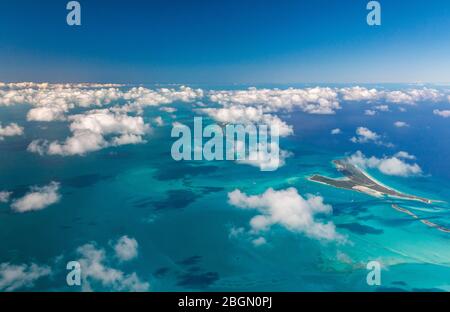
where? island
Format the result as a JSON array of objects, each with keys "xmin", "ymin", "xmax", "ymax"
[
  {"xmin": 309, "ymin": 159, "xmax": 433, "ymax": 204},
  {"xmin": 309, "ymin": 159, "xmax": 450, "ymax": 233}
]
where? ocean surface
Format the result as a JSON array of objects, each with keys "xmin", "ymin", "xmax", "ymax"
[{"xmin": 0, "ymin": 84, "xmax": 449, "ymax": 291}]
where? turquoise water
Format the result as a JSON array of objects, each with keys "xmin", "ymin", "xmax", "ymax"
[{"xmin": 0, "ymin": 86, "xmax": 450, "ymax": 291}]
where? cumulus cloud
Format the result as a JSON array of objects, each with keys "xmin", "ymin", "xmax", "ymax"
[
  {"xmin": 0, "ymin": 83, "xmax": 203, "ymax": 122},
  {"xmin": 113, "ymin": 236, "xmax": 138, "ymax": 261},
  {"xmin": 252, "ymin": 237, "xmax": 267, "ymax": 246},
  {"xmin": 0, "ymin": 82, "xmax": 124, "ymax": 90},
  {"xmin": 0, "ymin": 262, "xmax": 51, "ymax": 291},
  {"xmin": 11, "ymin": 181, "xmax": 61, "ymax": 213},
  {"xmin": 77, "ymin": 240, "xmax": 149, "ymax": 292},
  {"xmin": 348, "ymin": 151, "xmax": 422, "ymax": 177},
  {"xmin": 350, "ymin": 127, "xmax": 393, "ymax": 147},
  {"xmin": 159, "ymin": 106, "xmax": 177, "ymax": 113},
  {"xmin": 228, "ymin": 188, "xmax": 344, "ymax": 242},
  {"xmin": 433, "ymin": 109, "xmax": 450, "ymax": 118},
  {"xmin": 340, "ymin": 86, "xmax": 445, "ymax": 105},
  {"xmin": 152, "ymin": 116, "xmax": 164, "ymax": 126},
  {"xmin": 209, "ymin": 87, "xmax": 341, "ymax": 114},
  {"xmin": 0, "ymin": 191, "xmax": 11, "ymax": 203},
  {"xmin": 374, "ymin": 105, "xmax": 390, "ymax": 112},
  {"xmin": 202, "ymin": 106, "xmax": 293, "ymax": 137},
  {"xmin": 394, "ymin": 151, "xmax": 416, "ymax": 160},
  {"xmin": 128, "ymin": 86, "xmax": 202, "ymax": 105},
  {"xmin": 340, "ymin": 86, "xmax": 380, "ymax": 101},
  {"xmin": 0, "ymin": 123, "xmax": 24, "ymax": 140},
  {"xmin": 364, "ymin": 110, "xmax": 376, "ymax": 116},
  {"xmin": 28, "ymin": 109, "xmax": 150, "ymax": 156},
  {"xmin": 236, "ymin": 142, "xmax": 292, "ymax": 171},
  {"xmin": 1, "ymin": 86, "xmax": 123, "ymax": 121},
  {"xmin": 350, "ymin": 127, "xmax": 380, "ymax": 144},
  {"xmin": 394, "ymin": 121, "xmax": 409, "ymax": 128},
  {"xmin": 331, "ymin": 128, "xmax": 341, "ymax": 135}
]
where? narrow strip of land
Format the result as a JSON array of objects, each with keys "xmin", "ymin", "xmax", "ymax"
[
  {"xmin": 309, "ymin": 158, "xmax": 450, "ymax": 233},
  {"xmin": 309, "ymin": 159, "xmax": 433, "ymax": 204},
  {"xmin": 391, "ymin": 204, "xmax": 450, "ymax": 233}
]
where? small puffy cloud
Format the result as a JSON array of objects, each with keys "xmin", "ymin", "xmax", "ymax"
[
  {"xmin": 228, "ymin": 188, "xmax": 344, "ymax": 242},
  {"xmin": 159, "ymin": 106, "xmax": 177, "ymax": 113},
  {"xmin": 374, "ymin": 105, "xmax": 390, "ymax": 112},
  {"xmin": 236, "ymin": 141, "xmax": 292, "ymax": 171},
  {"xmin": 394, "ymin": 121, "xmax": 409, "ymax": 128},
  {"xmin": 364, "ymin": 110, "xmax": 376, "ymax": 116},
  {"xmin": 28, "ymin": 109, "xmax": 150, "ymax": 156},
  {"xmin": 0, "ymin": 191, "xmax": 11, "ymax": 203},
  {"xmin": 11, "ymin": 181, "xmax": 60, "ymax": 213},
  {"xmin": 113, "ymin": 236, "xmax": 138, "ymax": 261},
  {"xmin": 350, "ymin": 127, "xmax": 393, "ymax": 147},
  {"xmin": 27, "ymin": 106, "xmax": 66, "ymax": 122},
  {"xmin": 252, "ymin": 237, "xmax": 267, "ymax": 246},
  {"xmin": 77, "ymin": 241, "xmax": 149, "ymax": 292},
  {"xmin": 228, "ymin": 227, "xmax": 246, "ymax": 239},
  {"xmin": 0, "ymin": 123, "xmax": 24, "ymax": 140},
  {"xmin": 394, "ymin": 151, "xmax": 416, "ymax": 160},
  {"xmin": 348, "ymin": 151, "xmax": 422, "ymax": 177},
  {"xmin": 350, "ymin": 127, "xmax": 380, "ymax": 144},
  {"xmin": 0, "ymin": 262, "xmax": 51, "ymax": 291},
  {"xmin": 153, "ymin": 116, "xmax": 164, "ymax": 126},
  {"xmin": 331, "ymin": 128, "xmax": 341, "ymax": 135},
  {"xmin": 433, "ymin": 109, "xmax": 450, "ymax": 118}
]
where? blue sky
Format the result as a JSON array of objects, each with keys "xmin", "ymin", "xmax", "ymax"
[{"xmin": 0, "ymin": 0, "xmax": 449, "ymax": 84}]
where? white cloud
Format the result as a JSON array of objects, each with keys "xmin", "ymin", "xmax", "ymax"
[
  {"xmin": 0, "ymin": 191, "xmax": 11, "ymax": 203},
  {"xmin": 77, "ymin": 241, "xmax": 149, "ymax": 292},
  {"xmin": 202, "ymin": 105, "xmax": 293, "ymax": 137},
  {"xmin": 27, "ymin": 106, "xmax": 66, "ymax": 122},
  {"xmin": 350, "ymin": 127, "xmax": 380, "ymax": 144},
  {"xmin": 228, "ymin": 188, "xmax": 344, "ymax": 242},
  {"xmin": 236, "ymin": 142, "xmax": 292, "ymax": 171},
  {"xmin": 0, "ymin": 84, "xmax": 203, "ymax": 122},
  {"xmin": 1, "ymin": 86, "xmax": 123, "ymax": 121},
  {"xmin": 153, "ymin": 116, "xmax": 164, "ymax": 126},
  {"xmin": 209, "ymin": 87, "xmax": 341, "ymax": 115},
  {"xmin": 113, "ymin": 236, "xmax": 138, "ymax": 261},
  {"xmin": 340, "ymin": 86, "xmax": 379, "ymax": 101},
  {"xmin": 331, "ymin": 128, "xmax": 341, "ymax": 135},
  {"xmin": 11, "ymin": 181, "xmax": 61, "ymax": 213},
  {"xmin": 348, "ymin": 151, "xmax": 422, "ymax": 177},
  {"xmin": 123, "ymin": 86, "xmax": 203, "ymax": 109},
  {"xmin": 252, "ymin": 237, "xmax": 267, "ymax": 246},
  {"xmin": 28, "ymin": 109, "xmax": 150, "ymax": 156},
  {"xmin": 340, "ymin": 87, "xmax": 445, "ymax": 105},
  {"xmin": 433, "ymin": 109, "xmax": 450, "ymax": 118},
  {"xmin": 0, "ymin": 82, "xmax": 124, "ymax": 90},
  {"xmin": 394, "ymin": 121, "xmax": 409, "ymax": 128},
  {"xmin": 159, "ymin": 107, "xmax": 177, "ymax": 113},
  {"xmin": 0, "ymin": 262, "xmax": 51, "ymax": 291},
  {"xmin": 394, "ymin": 151, "xmax": 416, "ymax": 160},
  {"xmin": 364, "ymin": 110, "xmax": 376, "ymax": 116},
  {"xmin": 374, "ymin": 105, "xmax": 390, "ymax": 112},
  {"xmin": 0, "ymin": 123, "xmax": 24, "ymax": 140}
]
